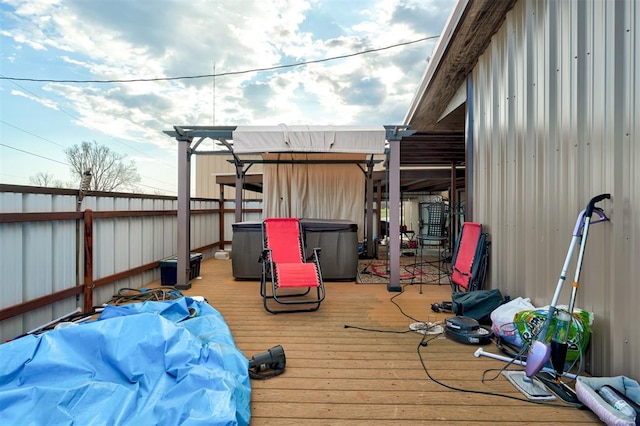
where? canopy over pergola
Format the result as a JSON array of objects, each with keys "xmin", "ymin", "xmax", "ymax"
[
  {"xmin": 164, "ymin": 124, "xmax": 416, "ymax": 291},
  {"xmin": 232, "ymin": 125, "xmax": 386, "ymax": 154}
]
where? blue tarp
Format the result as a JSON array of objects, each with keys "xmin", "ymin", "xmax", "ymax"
[{"xmin": 0, "ymin": 298, "xmax": 251, "ymax": 425}]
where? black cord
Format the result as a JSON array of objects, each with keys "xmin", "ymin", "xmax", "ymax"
[
  {"xmin": 388, "ymin": 283, "xmax": 424, "ymax": 323},
  {"xmin": 343, "ymin": 324, "xmax": 413, "ymax": 334},
  {"xmin": 344, "ymin": 282, "xmax": 439, "ymax": 333},
  {"xmin": 416, "ymin": 335, "xmax": 580, "ymax": 408}
]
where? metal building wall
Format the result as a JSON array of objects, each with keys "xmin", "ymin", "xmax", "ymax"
[
  {"xmin": 471, "ymin": 0, "xmax": 639, "ymax": 377},
  {"xmin": 195, "ymin": 154, "xmax": 264, "ymax": 200}
]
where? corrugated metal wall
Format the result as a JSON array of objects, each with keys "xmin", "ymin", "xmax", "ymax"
[
  {"xmin": 0, "ymin": 190, "xmax": 221, "ymax": 342},
  {"xmin": 195, "ymin": 154, "xmax": 264, "ymax": 200},
  {"xmin": 1, "ymin": 192, "xmax": 79, "ymax": 339},
  {"xmin": 471, "ymin": 0, "xmax": 639, "ymax": 377}
]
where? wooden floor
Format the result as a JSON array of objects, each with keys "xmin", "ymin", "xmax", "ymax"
[{"xmin": 175, "ymin": 256, "xmax": 601, "ymax": 425}]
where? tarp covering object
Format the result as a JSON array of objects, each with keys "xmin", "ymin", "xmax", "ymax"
[
  {"xmin": 0, "ymin": 297, "xmax": 251, "ymax": 425},
  {"xmin": 232, "ymin": 124, "xmax": 386, "ymax": 154}
]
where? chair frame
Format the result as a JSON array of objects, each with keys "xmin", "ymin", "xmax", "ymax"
[
  {"xmin": 413, "ymin": 202, "xmax": 449, "ymax": 291},
  {"xmin": 448, "ymin": 222, "xmax": 490, "ymax": 292},
  {"xmin": 259, "ymin": 218, "xmax": 326, "ymax": 314}
]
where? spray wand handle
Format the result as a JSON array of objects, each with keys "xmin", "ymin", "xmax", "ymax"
[{"xmin": 585, "ymin": 193, "xmax": 610, "ymax": 217}]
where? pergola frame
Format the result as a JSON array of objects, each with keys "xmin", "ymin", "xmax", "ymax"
[{"xmin": 164, "ymin": 125, "xmax": 415, "ymax": 292}]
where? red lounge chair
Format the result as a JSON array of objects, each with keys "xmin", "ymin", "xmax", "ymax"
[
  {"xmin": 449, "ymin": 222, "xmax": 490, "ymax": 292},
  {"xmin": 260, "ymin": 218, "xmax": 326, "ymax": 313}
]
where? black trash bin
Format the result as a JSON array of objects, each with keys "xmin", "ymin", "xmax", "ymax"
[{"xmin": 159, "ymin": 253, "xmax": 202, "ymax": 286}]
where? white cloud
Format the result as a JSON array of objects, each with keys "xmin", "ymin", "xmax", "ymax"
[
  {"xmin": 11, "ymin": 89, "xmax": 59, "ymax": 110},
  {"xmin": 0, "ymin": 0, "xmax": 457, "ymax": 192}
]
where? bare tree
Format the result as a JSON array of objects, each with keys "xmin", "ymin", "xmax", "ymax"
[
  {"xmin": 29, "ymin": 171, "xmax": 55, "ymax": 187},
  {"xmin": 29, "ymin": 171, "xmax": 66, "ymax": 188},
  {"xmin": 64, "ymin": 141, "xmax": 141, "ymax": 191}
]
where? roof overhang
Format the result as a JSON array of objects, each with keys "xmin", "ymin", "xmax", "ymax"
[{"xmin": 404, "ymin": 0, "xmax": 516, "ymax": 132}]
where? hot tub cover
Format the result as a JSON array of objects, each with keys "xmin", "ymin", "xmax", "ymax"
[{"xmin": 0, "ymin": 297, "xmax": 251, "ymax": 425}]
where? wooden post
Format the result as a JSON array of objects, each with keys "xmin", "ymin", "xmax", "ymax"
[{"xmin": 83, "ymin": 209, "xmax": 94, "ymax": 313}]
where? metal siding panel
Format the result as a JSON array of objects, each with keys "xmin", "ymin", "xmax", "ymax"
[
  {"xmin": 191, "ymin": 199, "xmax": 203, "ymax": 250},
  {"xmin": 165, "ymin": 198, "xmax": 177, "ymax": 256},
  {"xmin": 471, "ymin": 0, "xmax": 638, "ymax": 376},
  {"xmin": 142, "ymin": 198, "xmax": 156, "ymax": 265},
  {"xmin": 628, "ymin": 0, "xmax": 640, "ymax": 380},
  {"xmin": 152, "ymin": 199, "xmax": 166, "ymax": 262},
  {"xmin": 128, "ymin": 198, "xmax": 143, "ymax": 278},
  {"xmin": 52, "ymin": 195, "xmax": 76, "ymax": 298},
  {"xmin": 195, "ymin": 154, "xmax": 264, "ymax": 200},
  {"xmin": 0, "ymin": 193, "xmax": 25, "ymax": 340},
  {"xmin": 114, "ymin": 198, "xmax": 130, "ymax": 277},
  {"xmin": 95, "ymin": 197, "xmax": 115, "ymax": 280}
]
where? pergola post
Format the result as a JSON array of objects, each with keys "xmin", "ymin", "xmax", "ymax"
[
  {"xmin": 365, "ymin": 156, "xmax": 375, "ymax": 258},
  {"xmin": 384, "ymin": 125, "xmax": 415, "ymax": 292},
  {"xmin": 450, "ymin": 161, "xmax": 458, "ymax": 249},
  {"xmin": 387, "ymin": 139, "xmax": 401, "ymax": 292},
  {"xmin": 175, "ymin": 128, "xmax": 192, "ymax": 290},
  {"xmin": 234, "ymin": 162, "xmax": 244, "ymax": 223}
]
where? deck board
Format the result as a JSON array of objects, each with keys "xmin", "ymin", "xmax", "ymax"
[{"xmin": 176, "ymin": 256, "xmax": 601, "ymax": 425}]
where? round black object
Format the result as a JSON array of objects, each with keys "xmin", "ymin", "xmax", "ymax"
[
  {"xmin": 445, "ymin": 316, "xmax": 480, "ymax": 331},
  {"xmin": 445, "ymin": 316, "xmax": 492, "ymax": 345}
]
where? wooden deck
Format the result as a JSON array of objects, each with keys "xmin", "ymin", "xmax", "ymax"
[{"xmin": 177, "ymin": 256, "xmax": 601, "ymax": 425}]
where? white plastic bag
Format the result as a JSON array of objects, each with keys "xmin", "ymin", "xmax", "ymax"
[{"xmin": 490, "ymin": 296, "xmax": 535, "ymax": 347}]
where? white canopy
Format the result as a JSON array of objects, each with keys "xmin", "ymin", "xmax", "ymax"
[{"xmin": 232, "ymin": 124, "xmax": 386, "ymax": 154}]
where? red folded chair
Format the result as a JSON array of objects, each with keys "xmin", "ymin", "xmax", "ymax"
[
  {"xmin": 449, "ymin": 222, "xmax": 490, "ymax": 292},
  {"xmin": 260, "ymin": 218, "xmax": 326, "ymax": 313}
]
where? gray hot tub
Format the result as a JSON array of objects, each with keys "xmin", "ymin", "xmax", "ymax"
[{"xmin": 231, "ymin": 219, "xmax": 358, "ymax": 281}]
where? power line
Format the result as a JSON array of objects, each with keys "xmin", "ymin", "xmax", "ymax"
[
  {"xmin": 0, "ymin": 36, "xmax": 439, "ymax": 84},
  {"xmin": 0, "ymin": 140, "xmax": 176, "ymax": 194},
  {"xmin": 0, "ymin": 127, "xmax": 176, "ymax": 194},
  {"xmin": 2, "ymin": 76, "xmax": 177, "ymax": 171},
  {"xmin": 0, "ymin": 142, "xmax": 69, "ymax": 166},
  {"xmin": 0, "ymin": 119, "xmax": 68, "ymax": 149}
]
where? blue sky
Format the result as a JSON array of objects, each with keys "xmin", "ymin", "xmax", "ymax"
[{"xmin": 0, "ymin": 0, "xmax": 456, "ymax": 195}]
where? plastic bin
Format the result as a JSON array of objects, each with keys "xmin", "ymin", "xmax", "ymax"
[{"xmin": 160, "ymin": 253, "xmax": 202, "ymax": 286}]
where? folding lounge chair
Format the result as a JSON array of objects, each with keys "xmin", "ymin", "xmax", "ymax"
[
  {"xmin": 260, "ymin": 218, "xmax": 326, "ymax": 313},
  {"xmin": 449, "ymin": 222, "xmax": 490, "ymax": 292}
]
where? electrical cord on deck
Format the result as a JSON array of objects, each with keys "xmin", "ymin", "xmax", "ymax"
[
  {"xmin": 344, "ymin": 281, "xmax": 442, "ymax": 333},
  {"xmin": 343, "ymin": 324, "xmax": 414, "ymax": 333},
  {"xmin": 487, "ymin": 325, "xmax": 586, "ymax": 386},
  {"xmin": 389, "ymin": 283, "xmax": 423, "ymax": 323},
  {"xmin": 416, "ymin": 333, "xmax": 581, "ymax": 408}
]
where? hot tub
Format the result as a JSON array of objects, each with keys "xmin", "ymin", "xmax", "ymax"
[{"xmin": 231, "ymin": 219, "xmax": 358, "ymax": 281}]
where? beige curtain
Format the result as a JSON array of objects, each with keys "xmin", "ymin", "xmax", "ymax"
[{"xmin": 262, "ymin": 153, "xmax": 365, "ymax": 239}]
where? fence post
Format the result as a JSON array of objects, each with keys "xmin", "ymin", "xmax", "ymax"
[{"xmin": 83, "ymin": 209, "xmax": 94, "ymax": 313}]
